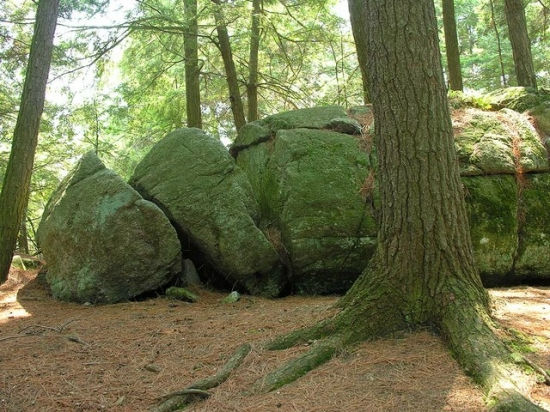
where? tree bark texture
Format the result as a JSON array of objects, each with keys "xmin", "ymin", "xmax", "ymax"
[
  {"xmin": 504, "ymin": 0, "xmax": 538, "ymax": 89},
  {"xmin": 0, "ymin": 0, "xmax": 60, "ymax": 283},
  {"xmin": 442, "ymin": 0, "xmax": 464, "ymax": 91},
  {"xmin": 344, "ymin": 0, "xmax": 487, "ymax": 325},
  {"xmin": 247, "ymin": 0, "xmax": 261, "ymax": 122},
  {"xmin": 184, "ymin": 0, "xmax": 202, "ymax": 128},
  {"xmin": 212, "ymin": 0, "xmax": 247, "ymax": 131}
]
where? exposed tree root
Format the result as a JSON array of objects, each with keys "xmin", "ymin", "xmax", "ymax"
[
  {"xmin": 255, "ymin": 286, "xmax": 548, "ymax": 411},
  {"xmin": 259, "ymin": 336, "xmax": 346, "ymax": 392},
  {"xmin": 152, "ymin": 343, "xmax": 251, "ymax": 412},
  {"xmin": 441, "ymin": 301, "xmax": 547, "ymax": 411}
]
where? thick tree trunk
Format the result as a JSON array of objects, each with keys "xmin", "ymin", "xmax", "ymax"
[
  {"xmin": 442, "ymin": 0, "xmax": 464, "ymax": 91},
  {"xmin": 504, "ymin": 0, "xmax": 538, "ymax": 89},
  {"xmin": 184, "ymin": 0, "xmax": 202, "ymax": 128},
  {"xmin": 0, "ymin": 0, "xmax": 60, "ymax": 283},
  {"xmin": 212, "ymin": 0, "xmax": 247, "ymax": 131},
  {"xmin": 247, "ymin": 0, "xmax": 261, "ymax": 122},
  {"xmin": 263, "ymin": 0, "xmax": 545, "ymax": 409}
]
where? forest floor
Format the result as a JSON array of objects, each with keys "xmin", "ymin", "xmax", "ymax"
[{"xmin": 1, "ymin": 267, "xmax": 549, "ymax": 412}]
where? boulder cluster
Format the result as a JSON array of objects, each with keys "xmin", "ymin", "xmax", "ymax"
[{"xmin": 37, "ymin": 89, "xmax": 550, "ymax": 303}]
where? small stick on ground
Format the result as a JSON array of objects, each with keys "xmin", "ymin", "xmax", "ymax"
[
  {"xmin": 153, "ymin": 342, "xmax": 252, "ymax": 412},
  {"xmin": 522, "ymin": 355, "xmax": 550, "ymax": 385}
]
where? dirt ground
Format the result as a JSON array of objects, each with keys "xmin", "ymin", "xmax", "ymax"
[{"xmin": 1, "ymin": 268, "xmax": 549, "ymax": 412}]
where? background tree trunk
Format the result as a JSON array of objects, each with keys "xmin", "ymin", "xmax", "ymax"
[
  {"xmin": 347, "ymin": 0, "xmax": 370, "ymax": 104},
  {"xmin": 184, "ymin": 0, "xmax": 202, "ymax": 128},
  {"xmin": 489, "ymin": 0, "xmax": 508, "ymax": 87},
  {"xmin": 17, "ymin": 207, "xmax": 30, "ymax": 254},
  {"xmin": 442, "ymin": 0, "xmax": 464, "ymax": 91},
  {"xmin": 0, "ymin": 0, "xmax": 60, "ymax": 283},
  {"xmin": 247, "ymin": 0, "xmax": 262, "ymax": 122},
  {"xmin": 504, "ymin": 0, "xmax": 538, "ymax": 89},
  {"xmin": 212, "ymin": 0, "xmax": 247, "ymax": 131}
]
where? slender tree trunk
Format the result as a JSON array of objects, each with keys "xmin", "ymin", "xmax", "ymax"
[
  {"xmin": 0, "ymin": 0, "xmax": 60, "ymax": 283},
  {"xmin": 247, "ymin": 0, "xmax": 261, "ymax": 122},
  {"xmin": 212, "ymin": 0, "xmax": 247, "ymax": 131},
  {"xmin": 489, "ymin": 0, "xmax": 508, "ymax": 87},
  {"xmin": 442, "ymin": 0, "xmax": 464, "ymax": 91},
  {"xmin": 17, "ymin": 207, "xmax": 30, "ymax": 254},
  {"xmin": 504, "ymin": 0, "xmax": 538, "ymax": 89},
  {"xmin": 347, "ymin": 0, "xmax": 370, "ymax": 104},
  {"xmin": 184, "ymin": 0, "xmax": 202, "ymax": 128}
]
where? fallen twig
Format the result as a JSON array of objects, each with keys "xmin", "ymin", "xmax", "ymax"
[
  {"xmin": 522, "ymin": 355, "xmax": 550, "ymax": 385},
  {"xmin": 0, "ymin": 334, "xmax": 35, "ymax": 342},
  {"xmin": 19, "ymin": 318, "xmax": 78, "ymax": 334}
]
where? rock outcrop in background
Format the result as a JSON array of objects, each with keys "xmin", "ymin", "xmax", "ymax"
[{"xmin": 37, "ymin": 88, "xmax": 550, "ymax": 303}]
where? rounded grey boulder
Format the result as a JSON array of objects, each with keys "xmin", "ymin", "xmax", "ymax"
[{"xmin": 37, "ymin": 152, "xmax": 182, "ymax": 304}]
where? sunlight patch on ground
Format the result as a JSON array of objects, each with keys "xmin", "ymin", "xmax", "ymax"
[
  {"xmin": 0, "ymin": 289, "xmax": 31, "ymax": 324},
  {"xmin": 490, "ymin": 287, "xmax": 550, "ymax": 340},
  {"xmin": 0, "ymin": 268, "xmax": 34, "ymax": 324}
]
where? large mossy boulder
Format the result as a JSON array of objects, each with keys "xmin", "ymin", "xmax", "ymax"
[
  {"xmin": 37, "ymin": 152, "xmax": 182, "ymax": 304},
  {"xmin": 234, "ymin": 106, "xmax": 376, "ymax": 294},
  {"xmin": 129, "ymin": 128, "xmax": 284, "ymax": 297}
]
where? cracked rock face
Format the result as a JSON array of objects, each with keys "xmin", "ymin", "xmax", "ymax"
[
  {"xmin": 37, "ymin": 151, "xmax": 182, "ymax": 304},
  {"xmin": 129, "ymin": 128, "xmax": 285, "ymax": 297}
]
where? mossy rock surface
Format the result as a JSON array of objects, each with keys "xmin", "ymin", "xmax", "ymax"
[
  {"xmin": 462, "ymin": 175, "xmax": 518, "ymax": 284},
  {"xmin": 514, "ymin": 173, "xmax": 550, "ymax": 278},
  {"xmin": 37, "ymin": 152, "xmax": 182, "ymax": 304},
  {"xmin": 165, "ymin": 287, "xmax": 198, "ymax": 302},
  {"xmin": 232, "ymin": 106, "xmax": 349, "ymax": 153},
  {"xmin": 486, "ymin": 87, "xmax": 550, "ymax": 112},
  {"xmin": 453, "ymin": 108, "xmax": 549, "ymax": 175},
  {"xmin": 129, "ymin": 128, "xmax": 284, "ymax": 297},
  {"xmin": 237, "ymin": 116, "xmax": 376, "ymax": 294}
]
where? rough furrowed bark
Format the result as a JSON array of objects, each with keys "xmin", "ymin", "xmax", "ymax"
[{"xmin": 153, "ymin": 343, "xmax": 251, "ymax": 412}]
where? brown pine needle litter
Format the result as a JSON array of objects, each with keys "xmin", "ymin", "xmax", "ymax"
[{"xmin": 1, "ymin": 267, "xmax": 549, "ymax": 411}]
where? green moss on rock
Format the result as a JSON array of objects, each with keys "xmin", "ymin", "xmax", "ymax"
[
  {"xmin": 462, "ymin": 175, "xmax": 518, "ymax": 282},
  {"xmin": 514, "ymin": 174, "xmax": 550, "ymax": 278}
]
